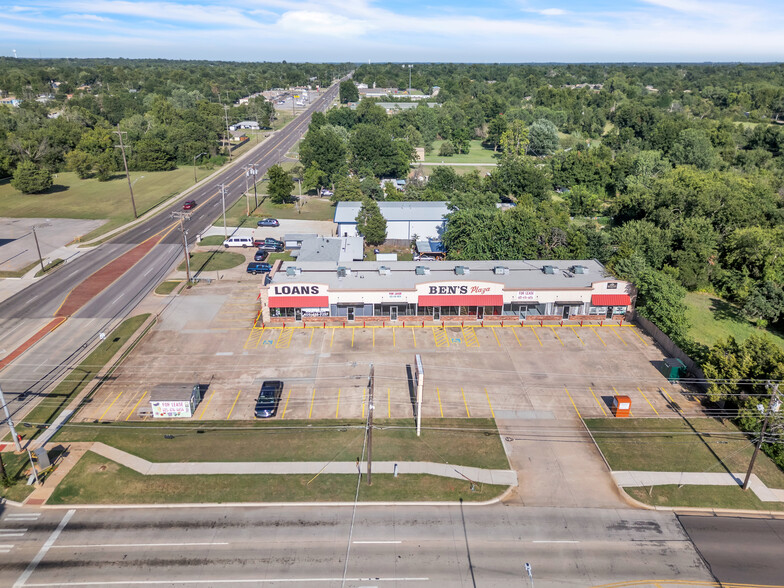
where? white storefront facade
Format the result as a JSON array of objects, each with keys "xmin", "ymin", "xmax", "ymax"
[{"xmin": 260, "ymin": 260, "xmax": 633, "ymax": 324}]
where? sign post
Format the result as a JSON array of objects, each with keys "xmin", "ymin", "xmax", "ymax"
[{"xmin": 415, "ymin": 354, "xmax": 424, "ymax": 437}]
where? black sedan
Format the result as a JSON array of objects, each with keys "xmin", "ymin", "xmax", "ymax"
[{"xmin": 255, "ymin": 381, "xmax": 283, "ymax": 418}]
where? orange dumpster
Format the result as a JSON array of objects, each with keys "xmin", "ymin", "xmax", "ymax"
[{"xmin": 611, "ymin": 395, "xmax": 631, "ymax": 418}]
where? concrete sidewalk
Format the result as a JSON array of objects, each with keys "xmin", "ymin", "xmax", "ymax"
[
  {"xmin": 89, "ymin": 442, "xmax": 518, "ymax": 486},
  {"xmin": 614, "ymin": 470, "xmax": 784, "ymax": 503}
]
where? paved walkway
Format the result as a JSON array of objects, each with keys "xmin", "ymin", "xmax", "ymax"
[
  {"xmin": 614, "ymin": 471, "xmax": 784, "ymax": 503},
  {"xmin": 89, "ymin": 442, "xmax": 518, "ymax": 486}
]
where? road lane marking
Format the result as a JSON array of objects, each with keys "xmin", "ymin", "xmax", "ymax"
[
  {"xmin": 281, "ymin": 389, "xmax": 292, "ymax": 419},
  {"xmin": 0, "ymin": 533, "xmax": 25, "ymax": 537},
  {"xmin": 125, "ymin": 391, "xmax": 148, "ymax": 421},
  {"xmin": 436, "ymin": 386, "xmax": 443, "ymax": 417},
  {"xmin": 330, "ymin": 328, "xmax": 335, "ymax": 347},
  {"xmin": 351, "ymin": 327, "xmax": 355, "ymax": 347},
  {"xmin": 411, "ymin": 327, "xmax": 416, "ymax": 347},
  {"xmin": 353, "ymin": 540, "xmax": 402, "ymax": 544},
  {"xmin": 638, "ymin": 387, "xmax": 659, "ymax": 416},
  {"xmin": 14, "ymin": 509, "xmax": 75, "ymax": 588},
  {"xmin": 564, "ymin": 386, "xmax": 581, "ymax": 418},
  {"xmin": 529, "ymin": 326, "xmax": 543, "ymax": 346},
  {"xmin": 589, "ymin": 387, "xmax": 607, "ymax": 416},
  {"xmin": 461, "ymin": 387, "xmax": 471, "ymax": 417},
  {"xmin": 392, "ymin": 326, "xmax": 396, "ymax": 347},
  {"xmin": 532, "ymin": 540, "xmax": 579, "ymax": 544},
  {"xmin": 22, "ymin": 578, "xmax": 430, "ymax": 586},
  {"xmin": 484, "ymin": 387, "xmax": 495, "ymax": 418},
  {"xmin": 52, "ymin": 542, "xmax": 231, "ymax": 549},
  {"xmin": 197, "ymin": 388, "xmax": 217, "ymax": 419},
  {"xmin": 0, "ymin": 529, "xmax": 27, "ymax": 532},
  {"xmin": 335, "ymin": 388, "xmax": 340, "ymax": 418},
  {"xmin": 308, "ymin": 388, "xmax": 316, "ymax": 419},
  {"xmin": 226, "ymin": 390, "xmax": 242, "ymax": 420}
]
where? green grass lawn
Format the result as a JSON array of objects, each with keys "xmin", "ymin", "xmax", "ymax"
[
  {"xmin": 0, "ymin": 452, "xmax": 37, "ymax": 503},
  {"xmin": 54, "ymin": 418, "xmax": 508, "ymax": 470},
  {"xmin": 424, "ymin": 140, "xmax": 500, "ymax": 164},
  {"xmin": 34, "ymin": 258, "xmax": 64, "ymax": 277},
  {"xmin": 625, "ymin": 484, "xmax": 784, "ymax": 511},
  {"xmin": 266, "ymin": 251, "xmax": 295, "ymax": 263},
  {"xmin": 416, "ymin": 164, "xmax": 496, "ymax": 177},
  {"xmin": 17, "ymin": 314, "xmax": 151, "ymax": 435},
  {"xmin": 154, "ymin": 280, "xmax": 182, "ymax": 295},
  {"xmin": 684, "ymin": 292, "xmax": 784, "ymax": 352},
  {"xmin": 219, "ymin": 194, "xmax": 335, "ymax": 226},
  {"xmin": 177, "ymin": 251, "xmax": 245, "ymax": 273},
  {"xmin": 47, "ymin": 452, "xmax": 507, "ymax": 505},
  {"xmin": 0, "ymin": 168, "xmax": 212, "ymax": 242},
  {"xmin": 0, "ymin": 260, "xmax": 38, "ymax": 278},
  {"xmin": 586, "ymin": 417, "xmax": 784, "ymax": 489}
]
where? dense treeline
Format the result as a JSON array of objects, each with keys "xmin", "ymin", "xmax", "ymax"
[
  {"xmin": 300, "ymin": 63, "xmax": 784, "ymax": 466},
  {"xmin": 0, "ymin": 58, "xmax": 351, "ymax": 186}
]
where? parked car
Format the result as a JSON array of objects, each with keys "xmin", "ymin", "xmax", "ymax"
[
  {"xmin": 254, "ymin": 380, "xmax": 283, "ymax": 418},
  {"xmin": 254, "ymin": 250, "xmax": 269, "ymax": 262},
  {"xmin": 320, "ymin": 189, "xmax": 333, "ymax": 197},
  {"xmin": 257, "ymin": 243, "xmax": 283, "ymax": 252},
  {"xmin": 414, "ymin": 255, "xmax": 435, "ymax": 261},
  {"xmin": 223, "ymin": 236, "xmax": 253, "ymax": 248},
  {"xmin": 257, "ymin": 218, "xmax": 280, "ymax": 227},
  {"xmin": 246, "ymin": 262, "xmax": 272, "ymax": 275},
  {"xmin": 182, "ymin": 200, "xmax": 197, "ymax": 210}
]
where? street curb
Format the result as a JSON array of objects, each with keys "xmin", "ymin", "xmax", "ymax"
[{"xmin": 1, "ymin": 497, "xmax": 25, "ymax": 508}]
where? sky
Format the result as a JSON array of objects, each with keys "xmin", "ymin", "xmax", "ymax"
[{"xmin": 2, "ymin": 0, "xmax": 783, "ymax": 63}]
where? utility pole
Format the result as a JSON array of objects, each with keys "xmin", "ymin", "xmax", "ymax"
[
  {"xmin": 0, "ymin": 384, "xmax": 22, "ymax": 452},
  {"xmin": 223, "ymin": 105, "xmax": 232, "ymax": 162},
  {"xmin": 193, "ymin": 152, "xmax": 207, "ymax": 183},
  {"xmin": 31, "ymin": 225, "xmax": 45, "ymax": 274},
  {"xmin": 251, "ymin": 163, "xmax": 259, "ymax": 208},
  {"xmin": 242, "ymin": 166, "xmax": 252, "ymax": 216},
  {"xmin": 367, "ymin": 364, "xmax": 374, "ymax": 486},
  {"xmin": 217, "ymin": 184, "xmax": 228, "ymax": 239},
  {"xmin": 171, "ymin": 212, "xmax": 192, "ymax": 283},
  {"xmin": 743, "ymin": 382, "xmax": 781, "ymax": 490},
  {"xmin": 114, "ymin": 125, "xmax": 137, "ymax": 218}
]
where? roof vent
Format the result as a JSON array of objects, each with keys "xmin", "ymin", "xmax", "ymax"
[
  {"xmin": 415, "ymin": 265, "xmax": 431, "ymax": 275},
  {"xmin": 493, "ymin": 266, "xmax": 509, "ymax": 275},
  {"xmin": 285, "ymin": 267, "xmax": 302, "ymax": 276},
  {"xmin": 454, "ymin": 266, "xmax": 469, "ymax": 275},
  {"xmin": 378, "ymin": 266, "xmax": 391, "ymax": 275},
  {"xmin": 542, "ymin": 265, "xmax": 556, "ymax": 275},
  {"xmin": 337, "ymin": 266, "xmax": 351, "ymax": 278},
  {"xmin": 572, "ymin": 265, "xmax": 588, "ymax": 274}
]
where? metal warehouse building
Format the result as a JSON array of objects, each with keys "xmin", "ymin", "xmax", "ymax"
[
  {"xmin": 334, "ymin": 201, "xmax": 449, "ymax": 242},
  {"xmin": 259, "ymin": 259, "xmax": 633, "ymax": 324}
]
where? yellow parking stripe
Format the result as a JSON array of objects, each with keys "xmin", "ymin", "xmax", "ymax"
[
  {"xmin": 336, "ymin": 388, "xmax": 340, "ymax": 418},
  {"xmin": 638, "ymin": 387, "xmax": 659, "ymax": 416},
  {"xmin": 308, "ymin": 388, "xmax": 316, "ymax": 419},
  {"xmin": 351, "ymin": 327, "xmax": 355, "ymax": 347},
  {"xmin": 226, "ymin": 390, "xmax": 242, "ymax": 420},
  {"xmin": 243, "ymin": 326, "xmax": 265, "ymax": 350},
  {"xmin": 609, "ymin": 326, "xmax": 627, "ymax": 346},
  {"xmin": 99, "ymin": 391, "xmax": 124, "ymax": 421},
  {"xmin": 490, "ymin": 326, "xmax": 501, "ymax": 346},
  {"xmin": 550, "ymin": 326, "xmax": 564, "ymax": 346},
  {"xmin": 589, "ymin": 387, "xmax": 607, "ymax": 416},
  {"xmin": 372, "ymin": 328, "xmax": 375, "ymax": 347},
  {"xmin": 276, "ymin": 327, "xmax": 293, "ymax": 348},
  {"xmin": 125, "ymin": 390, "xmax": 147, "ymax": 421},
  {"xmin": 393, "ymin": 327, "xmax": 396, "ymax": 347},
  {"xmin": 564, "ymin": 386, "xmax": 581, "ymax": 419},
  {"xmin": 529, "ymin": 326, "xmax": 543, "ymax": 347},
  {"xmin": 388, "ymin": 387, "xmax": 391, "ymax": 418},
  {"xmin": 281, "ymin": 389, "xmax": 292, "ymax": 419},
  {"xmin": 510, "ymin": 326, "xmax": 521, "ymax": 346},
  {"xmin": 570, "ymin": 326, "xmax": 584, "ymax": 345},
  {"xmin": 461, "ymin": 325, "xmax": 480, "ymax": 348},
  {"xmin": 411, "ymin": 327, "xmax": 416, "ymax": 348},
  {"xmin": 362, "ymin": 387, "xmax": 365, "ymax": 418},
  {"xmin": 309, "ymin": 328, "xmax": 315, "ymax": 348},
  {"xmin": 197, "ymin": 388, "xmax": 217, "ymax": 419},
  {"xmin": 590, "ymin": 326, "xmax": 606, "ymax": 347},
  {"xmin": 433, "ymin": 326, "xmax": 450, "ymax": 347},
  {"xmin": 484, "ymin": 387, "xmax": 495, "ymax": 418},
  {"xmin": 330, "ymin": 327, "xmax": 335, "ymax": 347},
  {"xmin": 461, "ymin": 387, "xmax": 471, "ymax": 417},
  {"xmin": 627, "ymin": 325, "xmax": 648, "ymax": 345},
  {"xmin": 436, "ymin": 386, "xmax": 443, "ymax": 417}
]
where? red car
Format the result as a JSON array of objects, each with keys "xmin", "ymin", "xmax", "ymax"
[{"xmin": 183, "ymin": 200, "xmax": 197, "ymax": 210}]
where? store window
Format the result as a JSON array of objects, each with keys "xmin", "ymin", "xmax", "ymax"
[
  {"xmin": 485, "ymin": 306, "xmax": 502, "ymax": 316},
  {"xmin": 270, "ymin": 308, "xmax": 296, "ymax": 318},
  {"xmin": 417, "ymin": 306, "xmax": 433, "ymax": 316},
  {"xmin": 442, "ymin": 306, "xmax": 459, "ymax": 316}
]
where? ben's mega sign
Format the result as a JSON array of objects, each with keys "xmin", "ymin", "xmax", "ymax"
[
  {"xmin": 426, "ymin": 284, "xmax": 493, "ymax": 295},
  {"xmin": 416, "ymin": 281, "xmax": 503, "ymax": 296}
]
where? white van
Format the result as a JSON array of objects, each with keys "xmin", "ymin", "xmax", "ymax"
[{"xmin": 223, "ymin": 236, "xmax": 253, "ymax": 248}]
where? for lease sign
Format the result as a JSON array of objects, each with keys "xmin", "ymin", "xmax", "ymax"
[{"xmin": 150, "ymin": 400, "xmax": 193, "ymax": 418}]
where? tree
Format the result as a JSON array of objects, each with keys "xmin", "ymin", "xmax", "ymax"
[
  {"xmin": 349, "ymin": 124, "xmax": 407, "ymax": 178},
  {"xmin": 65, "ymin": 149, "xmax": 95, "ymax": 179},
  {"xmin": 356, "ymin": 198, "xmax": 387, "ymax": 245},
  {"xmin": 11, "ymin": 161, "xmax": 52, "ymax": 194},
  {"xmin": 438, "ymin": 141, "xmax": 455, "ymax": 157},
  {"xmin": 486, "ymin": 115, "xmax": 508, "ymax": 152},
  {"xmin": 564, "ymin": 185, "xmax": 601, "ymax": 216},
  {"xmin": 339, "ymin": 81, "xmax": 359, "ymax": 104},
  {"xmin": 500, "ymin": 120, "xmax": 529, "ymax": 159},
  {"xmin": 267, "ymin": 164, "xmax": 294, "ymax": 204},
  {"xmin": 331, "ymin": 175, "xmax": 364, "ymax": 202},
  {"xmin": 299, "ymin": 124, "xmax": 348, "ymax": 185},
  {"xmin": 670, "ymin": 128, "xmax": 717, "ymax": 170},
  {"xmin": 743, "ymin": 282, "xmax": 784, "ymax": 325},
  {"xmin": 527, "ymin": 119, "xmax": 559, "ymax": 156},
  {"xmin": 303, "ymin": 163, "xmax": 327, "ymax": 194},
  {"xmin": 493, "ymin": 156, "xmax": 551, "ymax": 201},
  {"xmin": 132, "ymin": 137, "xmax": 176, "ymax": 171}
]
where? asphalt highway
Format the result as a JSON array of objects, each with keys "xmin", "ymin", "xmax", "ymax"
[{"xmin": 0, "ymin": 504, "xmax": 715, "ymax": 587}]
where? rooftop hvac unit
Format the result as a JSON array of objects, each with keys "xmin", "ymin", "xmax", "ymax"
[
  {"xmin": 542, "ymin": 265, "xmax": 556, "ymax": 275},
  {"xmin": 572, "ymin": 265, "xmax": 588, "ymax": 274},
  {"xmin": 493, "ymin": 266, "xmax": 509, "ymax": 275},
  {"xmin": 454, "ymin": 266, "xmax": 470, "ymax": 275},
  {"xmin": 378, "ymin": 266, "xmax": 391, "ymax": 275},
  {"xmin": 285, "ymin": 267, "xmax": 302, "ymax": 276},
  {"xmin": 337, "ymin": 267, "xmax": 351, "ymax": 278},
  {"xmin": 415, "ymin": 266, "xmax": 431, "ymax": 275}
]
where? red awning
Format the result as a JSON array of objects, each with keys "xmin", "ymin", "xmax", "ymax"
[
  {"xmin": 418, "ymin": 294, "xmax": 504, "ymax": 307},
  {"xmin": 268, "ymin": 296, "xmax": 329, "ymax": 308},
  {"xmin": 592, "ymin": 294, "xmax": 631, "ymax": 306}
]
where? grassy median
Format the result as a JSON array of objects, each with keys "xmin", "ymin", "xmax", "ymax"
[
  {"xmin": 48, "ymin": 452, "xmax": 507, "ymax": 505},
  {"xmin": 53, "ymin": 418, "xmax": 508, "ymax": 470}
]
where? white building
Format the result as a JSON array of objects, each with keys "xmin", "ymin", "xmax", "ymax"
[
  {"xmin": 334, "ymin": 201, "xmax": 449, "ymax": 242},
  {"xmin": 229, "ymin": 120, "xmax": 260, "ymax": 131}
]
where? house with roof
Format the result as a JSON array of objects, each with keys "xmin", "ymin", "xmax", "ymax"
[{"xmin": 334, "ymin": 201, "xmax": 449, "ymax": 243}]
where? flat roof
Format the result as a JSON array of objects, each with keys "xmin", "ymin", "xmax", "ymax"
[
  {"xmin": 295, "ymin": 236, "xmax": 364, "ymax": 263},
  {"xmin": 271, "ymin": 260, "xmax": 617, "ymax": 292},
  {"xmin": 334, "ymin": 201, "xmax": 450, "ymax": 224}
]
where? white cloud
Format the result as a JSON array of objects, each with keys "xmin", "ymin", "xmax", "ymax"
[
  {"xmin": 525, "ymin": 8, "xmax": 567, "ymax": 16},
  {"xmin": 62, "ymin": 13, "xmax": 113, "ymax": 22}
]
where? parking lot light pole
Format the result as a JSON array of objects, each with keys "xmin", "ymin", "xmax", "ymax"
[{"xmin": 193, "ymin": 152, "xmax": 207, "ymax": 183}]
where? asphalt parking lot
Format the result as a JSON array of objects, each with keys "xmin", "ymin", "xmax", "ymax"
[{"xmin": 76, "ymin": 280, "xmax": 701, "ymax": 424}]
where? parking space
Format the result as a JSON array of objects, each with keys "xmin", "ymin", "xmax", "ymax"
[{"xmin": 78, "ymin": 278, "xmax": 705, "ymax": 425}]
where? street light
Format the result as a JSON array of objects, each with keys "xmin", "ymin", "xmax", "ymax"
[{"xmin": 193, "ymin": 152, "xmax": 208, "ymax": 183}]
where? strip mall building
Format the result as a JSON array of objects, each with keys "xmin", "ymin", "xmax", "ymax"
[{"xmin": 259, "ymin": 259, "xmax": 633, "ymax": 324}]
